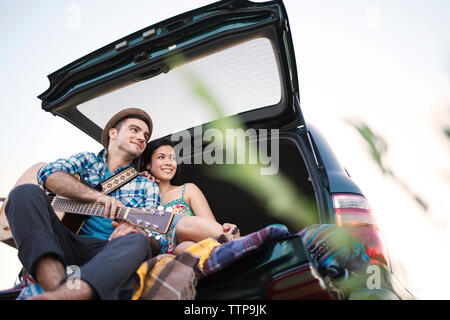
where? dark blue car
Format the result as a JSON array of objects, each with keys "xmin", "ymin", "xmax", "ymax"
[{"xmin": 26, "ymin": 0, "xmax": 413, "ymax": 300}]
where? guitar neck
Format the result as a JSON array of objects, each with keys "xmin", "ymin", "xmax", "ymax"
[
  {"xmin": 50, "ymin": 196, "xmax": 129, "ymax": 219},
  {"xmin": 49, "ymin": 196, "xmax": 174, "ymax": 234}
]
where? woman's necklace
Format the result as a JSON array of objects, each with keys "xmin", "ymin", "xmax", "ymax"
[{"xmin": 161, "ymin": 185, "xmax": 178, "ymax": 198}]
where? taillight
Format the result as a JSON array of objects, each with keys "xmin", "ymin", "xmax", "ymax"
[
  {"xmin": 332, "ymin": 193, "xmax": 390, "ymax": 268},
  {"xmin": 265, "ymin": 265, "xmax": 336, "ymax": 300}
]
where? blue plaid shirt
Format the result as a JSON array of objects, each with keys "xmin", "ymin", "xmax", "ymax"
[{"xmin": 37, "ymin": 149, "xmax": 162, "ymax": 241}]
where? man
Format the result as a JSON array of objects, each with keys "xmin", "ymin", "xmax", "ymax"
[{"xmin": 5, "ymin": 108, "xmax": 161, "ymax": 300}]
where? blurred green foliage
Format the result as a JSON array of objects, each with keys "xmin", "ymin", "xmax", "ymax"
[
  {"xmin": 444, "ymin": 128, "xmax": 450, "ymax": 140},
  {"xmin": 164, "ymin": 54, "xmax": 399, "ymax": 299},
  {"xmin": 179, "ymin": 68, "xmax": 316, "ymax": 229},
  {"xmin": 346, "ymin": 119, "xmax": 428, "ymax": 212}
]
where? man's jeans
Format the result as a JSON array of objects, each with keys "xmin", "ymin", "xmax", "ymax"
[{"xmin": 5, "ymin": 184, "xmax": 152, "ymax": 299}]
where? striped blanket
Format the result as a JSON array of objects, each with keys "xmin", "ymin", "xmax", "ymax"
[
  {"xmin": 133, "ymin": 224, "xmax": 371, "ymax": 300},
  {"xmin": 298, "ymin": 224, "xmax": 370, "ymax": 278},
  {"xmin": 9, "ymin": 224, "xmax": 370, "ymax": 299},
  {"xmin": 133, "ymin": 224, "xmax": 291, "ymax": 300}
]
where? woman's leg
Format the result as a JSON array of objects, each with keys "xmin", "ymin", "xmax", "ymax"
[
  {"xmin": 173, "ymin": 216, "xmax": 240, "ymax": 254},
  {"xmin": 175, "ymin": 216, "xmax": 224, "ymax": 243},
  {"xmin": 173, "ymin": 241, "xmax": 195, "ymax": 255},
  {"xmin": 175, "ymin": 216, "xmax": 239, "ymax": 244}
]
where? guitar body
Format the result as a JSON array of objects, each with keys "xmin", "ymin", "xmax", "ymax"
[
  {"xmin": 1, "ymin": 164, "xmax": 45, "ymax": 247},
  {"xmin": 59, "ymin": 213, "xmax": 86, "ymax": 234},
  {"xmin": 0, "ymin": 163, "xmax": 83, "ymax": 248}
]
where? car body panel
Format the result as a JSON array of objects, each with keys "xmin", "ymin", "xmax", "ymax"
[{"xmin": 307, "ymin": 124, "xmax": 364, "ymax": 195}]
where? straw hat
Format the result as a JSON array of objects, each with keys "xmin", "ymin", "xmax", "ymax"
[{"xmin": 101, "ymin": 108, "xmax": 152, "ymax": 148}]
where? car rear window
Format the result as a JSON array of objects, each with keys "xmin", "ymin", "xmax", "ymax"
[{"xmin": 77, "ymin": 37, "xmax": 281, "ymax": 139}]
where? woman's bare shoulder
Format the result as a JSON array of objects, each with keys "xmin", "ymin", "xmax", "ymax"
[
  {"xmin": 184, "ymin": 182, "xmax": 200, "ymax": 193},
  {"xmin": 183, "ymin": 183, "xmax": 204, "ymax": 198}
]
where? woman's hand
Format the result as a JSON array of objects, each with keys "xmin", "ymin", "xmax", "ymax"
[
  {"xmin": 222, "ymin": 223, "xmax": 240, "ymax": 239},
  {"xmin": 109, "ymin": 221, "xmax": 140, "ymax": 241},
  {"xmin": 139, "ymin": 170, "xmax": 160, "ymax": 183}
]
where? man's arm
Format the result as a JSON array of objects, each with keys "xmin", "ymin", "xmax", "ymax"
[
  {"xmin": 45, "ymin": 171, "xmax": 124, "ymax": 220},
  {"xmin": 39, "ymin": 151, "xmax": 126, "ymax": 220},
  {"xmin": 37, "ymin": 152, "xmax": 95, "ymax": 190},
  {"xmin": 44, "ymin": 171, "xmax": 102, "ymax": 203}
]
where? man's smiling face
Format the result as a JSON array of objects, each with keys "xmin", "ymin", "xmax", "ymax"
[{"xmin": 109, "ymin": 118, "xmax": 150, "ymax": 158}]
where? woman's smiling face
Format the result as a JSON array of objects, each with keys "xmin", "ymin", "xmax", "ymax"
[{"xmin": 147, "ymin": 145, "xmax": 177, "ymax": 182}]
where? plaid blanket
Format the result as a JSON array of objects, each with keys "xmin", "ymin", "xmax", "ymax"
[
  {"xmin": 132, "ymin": 238, "xmax": 220, "ymax": 300},
  {"xmin": 133, "ymin": 224, "xmax": 290, "ymax": 300},
  {"xmin": 133, "ymin": 223, "xmax": 371, "ymax": 300},
  {"xmin": 8, "ymin": 224, "xmax": 370, "ymax": 300},
  {"xmin": 298, "ymin": 224, "xmax": 370, "ymax": 278}
]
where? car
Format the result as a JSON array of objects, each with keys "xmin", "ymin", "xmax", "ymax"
[{"xmin": 12, "ymin": 0, "xmax": 413, "ymax": 300}]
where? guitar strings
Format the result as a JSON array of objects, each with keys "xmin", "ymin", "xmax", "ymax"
[
  {"xmin": 47, "ymin": 195, "xmax": 170, "ymax": 232},
  {"xmin": 48, "ymin": 195, "xmax": 162, "ymax": 215}
]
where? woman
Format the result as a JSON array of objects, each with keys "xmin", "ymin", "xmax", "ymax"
[{"xmin": 140, "ymin": 139, "xmax": 240, "ymax": 255}]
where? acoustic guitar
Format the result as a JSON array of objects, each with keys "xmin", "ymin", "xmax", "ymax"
[{"xmin": 0, "ymin": 163, "xmax": 173, "ymax": 249}]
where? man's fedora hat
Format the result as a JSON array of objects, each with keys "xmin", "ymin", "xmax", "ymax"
[{"xmin": 101, "ymin": 108, "xmax": 153, "ymax": 148}]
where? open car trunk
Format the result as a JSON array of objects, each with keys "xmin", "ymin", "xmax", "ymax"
[
  {"xmin": 173, "ymin": 133, "xmax": 319, "ymax": 235},
  {"xmin": 170, "ymin": 132, "xmax": 330, "ymax": 299}
]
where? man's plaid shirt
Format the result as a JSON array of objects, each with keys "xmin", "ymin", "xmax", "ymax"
[{"xmin": 37, "ymin": 149, "xmax": 161, "ymax": 212}]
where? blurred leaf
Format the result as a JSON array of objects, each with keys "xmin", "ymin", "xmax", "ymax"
[
  {"xmin": 444, "ymin": 127, "xmax": 450, "ymax": 140},
  {"xmin": 346, "ymin": 118, "xmax": 428, "ymax": 213},
  {"xmin": 180, "ymin": 66, "xmax": 316, "ymax": 229},
  {"xmin": 209, "ymin": 164, "xmax": 316, "ymax": 229},
  {"xmin": 413, "ymin": 195, "xmax": 429, "ymax": 212},
  {"xmin": 345, "ymin": 119, "xmax": 390, "ymax": 176}
]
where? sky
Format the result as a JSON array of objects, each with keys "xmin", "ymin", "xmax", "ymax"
[{"xmin": 0, "ymin": 0, "xmax": 449, "ymax": 299}]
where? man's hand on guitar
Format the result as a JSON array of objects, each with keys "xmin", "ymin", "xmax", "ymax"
[{"xmin": 95, "ymin": 194, "xmax": 125, "ymax": 220}]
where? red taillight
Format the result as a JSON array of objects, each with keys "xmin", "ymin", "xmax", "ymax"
[
  {"xmin": 332, "ymin": 194, "xmax": 390, "ymax": 268},
  {"xmin": 265, "ymin": 265, "xmax": 336, "ymax": 300}
]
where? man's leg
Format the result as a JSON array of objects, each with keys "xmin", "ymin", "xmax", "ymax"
[
  {"xmin": 33, "ymin": 253, "xmax": 66, "ymax": 291},
  {"xmin": 77, "ymin": 233, "xmax": 152, "ymax": 300},
  {"xmin": 5, "ymin": 184, "xmax": 69, "ymax": 288},
  {"xmin": 5, "ymin": 184, "xmax": 106, "ymax": 292},
  {"xmin": 30, "ymin": 278, "xmax": 95, "ymax": 300},
  {"xmin": 31, "ymin": 233, "xmax": 151, "ymax": 300},
  {"xmin": 6, "ymin": 184, "xmax": 152, "ymax": 299}
]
